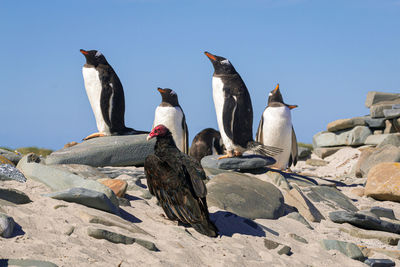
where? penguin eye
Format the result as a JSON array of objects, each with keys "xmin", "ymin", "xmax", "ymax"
[
  {"xmin": 221, "ymin": 59, "xmax": 230, "ymax": 65},
  {"xmin": 170, "ymin": 90, "xmax": 176, "ymax": 95},
  {"xmin": 95, "ymin": 51, "xmax": 102, "ymax": 57}
]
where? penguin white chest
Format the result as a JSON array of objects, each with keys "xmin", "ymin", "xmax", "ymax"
[
  {"xmin": 82, "ymin": 67, "xmax": 110, "ymax": 134},
  {"xmin": 261, "ymin": 106, "xmax": 293, "ymax": 169},
  {"xmin": 153, "ymin": 106, "xmax": 185, "ymax": 152},
  {"xmin": 212, "ymin": 77, "xmax": 235, "ymax": 151}
]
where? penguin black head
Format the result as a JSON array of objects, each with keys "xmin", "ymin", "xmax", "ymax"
[
  {"xmin": 204, "ymin": 51, "xmax": 237, "ymax": 75},
  {"xmin": 157, "ymin": 88, "xmax": 179, "ymax": 106},
  {"xmin": 80, "ymin": 49, "xmax": 109, "ymax": 67},
  {"xmin": 268, "ymin": 84, "xmax": 298, "ymax": 109}
]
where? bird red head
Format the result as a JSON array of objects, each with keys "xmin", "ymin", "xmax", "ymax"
[{"xmin": 147, "ymin": 124, "xmax": 170, "ymax": 141}]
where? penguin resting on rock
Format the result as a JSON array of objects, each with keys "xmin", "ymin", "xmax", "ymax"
[
  {"xmin": 152, "ymin": 88, "xmax": 188, "ymax": 153},
  {"xmin": 204, "ymin": 51, "xmax": 282, "ymax": 159},
  {"xmin": 189, "ymin": 128, "xmax": 224, "ymax": 162},
  {"xmin": 80, "ymin": 49, "xmax": 147, "ymax": 140},
  {"xmin": 256, "ymin": 84, "xmax": 298, "ymax": 170}
]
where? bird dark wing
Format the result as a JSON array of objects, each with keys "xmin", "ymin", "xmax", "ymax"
[
  {"xmin": 256, "ymin": 112, "xmax": 264, "ymax": 143},
  {"xmin": 180, "ymin": 153, "xmax": 208, "ymax": 198},
  {"xmin": 181, "ymin": 109, "xmax": 189, "ymax": 154},
  {"xmin": 290, "ymin": 126, "xmax": 298, "ymax": 167},
  {"xmin": 222, "ymin": 86, "xmax": 253, "ymax": 148}
]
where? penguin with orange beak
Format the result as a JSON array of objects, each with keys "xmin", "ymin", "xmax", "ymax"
[{"xmin": 256, "ymin": 84, "xmax": 298, "ymax": 170}]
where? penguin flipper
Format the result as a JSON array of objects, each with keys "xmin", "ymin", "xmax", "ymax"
[
  {"xmin": 222, "ymin": 94, "xmax": 236, "ymax": 140},
  {"xmin": 290, "ymin": 126, "xmax": 298, "ymax": 167},
  {"xmin": 100, "ymin": 80, "xmax": 113, "ymax": 130},
  {"xmin": 256, "ymin": 113, "xmax": 264, "ymax": 143}
]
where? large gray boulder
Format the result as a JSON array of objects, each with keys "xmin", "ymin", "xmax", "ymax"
[
  {"xmin": 365, "ymin": 91, "xmax": 400, "ymax": 108},
  {"xmin": 17, "ymin": 154, "xmax": 119, "ymax": 208},
  {"xmin": 321, "ymin": 239, "xmax": 365, "ymax": 261},
  {"xmin": 45, "ymin": 134, "xmax": 154, "ymax": 167},
  {"xmin": 0, "ymin": 149, "xmax": 22, "ymax": 165},
  {"xmin": 312, "ymin": 126, "xmax": 372, "ymax": 148},
  {"xmin": 0, "ymin": 164, "xmax": 26, "ymax": 182},
  {"xmin": 206, "ymin": 172, "xmax": 285, "ymax": 219},
  {"xmin": 364, "ymin": 116, "xmax": 386, "ymax": 128},
  {"xmin": 364, "ymin": 133, "xmax": 400, "ymax": 146}
]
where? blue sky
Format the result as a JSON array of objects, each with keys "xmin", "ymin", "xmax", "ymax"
[{"xmin": 1, "ymin": 0, "xmax": 399, "ymax": 150}]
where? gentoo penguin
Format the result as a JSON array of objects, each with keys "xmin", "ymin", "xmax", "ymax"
[
  {"xmin": 152, "ymin": 88, "xmax": 188, "ymax": 153},
  {"xmin": 204, "ymin": 51, "xmax": 282, "ymax": 159},
  {"xmin": 189, "ymin": 128, "xmax": 224, "ymax": 162},
  {"xmin": 256, "ymin": 84, "xmax": 298, "ymax": 170},
  {"xmin": 80, "ymin": 49, "xmax": 147, "ymax": 140}
]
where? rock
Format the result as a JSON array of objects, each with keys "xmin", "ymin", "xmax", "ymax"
[
  {"xmin": 0, "ymin": 213, "xmax": 15, "ymax": 238},
  {"xmin": 0, "ymin": 259, "xmax": 58, "ymax": 267},
  {"xmin": 284, "ymin": 185, "xmax": 324, "ymax": 222},
  {"xmin": 0, "ymin": 149, "xmax": 22, "ymax": 165},
  {"xmin": 118, "ymin": 197, "xmax": 131, "ymax": 206},
  {"xmin": 87, "ymin": 227, "xmax": 159, "ymax": 251},
  {"xmin": 304, "ymin": 186, "xmax": 358, "ymax": 212},
  {"xmin": 350, "ymin": 188, "xmax": 365, "ymax": 197},
  {"xmin": 264, "ymin": 171, "xmax": 291, "ymax": 191},
  {"xmin": 383, "ymin": 120, "xmax": 397, "ymax": 134},
  {"xmin": 370, "ymin": 207, "xmax": 396, "ymax": 220},
  {"xmin": 305, "ymin": 158, "xmax": 328, "ymax": 166},
  {"xmin": 0, "ymin": 188, "xmax": 31, "ymax": 204},
  {"xmin": 17, "ymin": 155, "xmax": 119, "ymax": 208},
  {"xmin": 313, "ymin": 147, "xmax": 344, "ymax": 159},
  {"xmin": 49, "ymin": 164, "xmax": 109, "ymax": 180},
  {"xmin": 286, "ymin": 212, "xmax": 313, "ymax": 230},
  {"xmin": 356, "ymin": 145, "xmax": 400, "ymax": 178},
  {"xmin": 364, "ymin": 134, "xmax": 400, "ymax": 146},
  {"xmin": 0, "ymin": 164, "xmax": 26, "ymax": 182},
  {"xmin": 201, "ymin": 154, "xmax": 275, "ymax": 171},
  {"xmin": 365, "ymin": 162, "xmax": 400, "ymax": 202},
  {"xmin": 321, "ymin": 239, "xmax": 365, "ymax": 261},
  {"xmin": 365, "ymin": 91, "xmax": 400, "ymax": 108},
  {"xmin": 45, "ymin": 188, "xmax": 119, "ymax": 214},
  {"xmin": 377, "ymin": 134, "xmax": 400, "ymax": 148},
  {"xmin": 64, "ymin": 226, "xmax": 75, "ymax": 236},
  {"xmin": 370, "ymin": 103, "xmax": 399, "ymax": 118},
  {"xmin": 329, "ymin": 210, "xmax": 400, "ymax": 234},
  {"xmin": 263, "ymin": 238, "xmax": 292, "ymax": 256},
  {"xmin": 287, "ymin": 233, "xmax": 308, "ymax": 244},
  {"xmin": 361, "ymin": 247, "xmax": 400, "ymax": 260},
  {"xmin": 206, "ymin": 172, "xmax": 285, "ymax": 219},
  {"xmin": 0, "ymin": 155, "xmax": 14, "ymax": 166},
  {"xmin": 384, "ymin": 108, "xmax": 400, "ymax": 119},
  {"xmin": 297, "ymin": 146, "xmax": 312, "ymax": 160},
  {"xmin": 339, "ymin": 223, "xmax": 400, "ymax": 245},
  {"xmin": 374, "ymin": 130, "xmax": 384, "ymax": 135},
  {"xmin": 364, "ymin": 258, "xmax": 395, "ymax": 267},
  {"xmin": 327, "ymin": 117, "xmax": 366, "ymax": 132},
  {"xmin": 79, "ymin": 209, "xmax": 150, "ymax": 236},
  {"xmin": 365, "ymin": 116, "xmax": 386, "ymax": 128},
  {"xmin": 312, "ymin": 126, "xmax": 372, "ymax": 148},
  {"xmin": 45, "ymin": 134, "xmax": 154, "ymax": 167},
  {"xmin": 98, "ymin": 179, "xmax": 128, "ymax": 198}
]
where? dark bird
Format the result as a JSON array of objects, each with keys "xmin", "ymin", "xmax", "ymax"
[
  {"xmin": 189, "ymin": 128, "xmax": 224, "ymax": 162},
  {"xmin": 80, "ymin": 49, "xmax": 147, "ymax": 140},
  {"xmin": 152, "ymin": 88, "xmax": 189, "ymax": 153},
  {"xmin": 144, "ymin": 124, "xmax": 218, "ymax": 237},
  {"xmin": 204, "ymin": 51, "xmax": 282, "ymax": 159},
  {"xmin": 256, "ymin": 84, "xmax": 298, "ymax": 170}
]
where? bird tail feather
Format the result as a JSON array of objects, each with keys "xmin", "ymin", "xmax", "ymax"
[
  {"xmin": 246, "ymin": 141, "xmax": 282, "ymax": 158},
  {"xmin": 191, "ymin": 220, "xmax": 218, "ymax": 237}
]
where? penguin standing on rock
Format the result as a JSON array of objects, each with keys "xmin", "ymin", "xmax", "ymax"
[
  {"xmin": 256, "ymin": 84, "xmax": 298, "ymax": 170},
  {"xmin": 152, "ymin": 88, "xmax": 188, "ymax": 153},
  {"xmin": 80, "ymin": 49, "xmax": 147, "ymax": 140},
  {"xmin": 204, "ymin": 51, "xmax": 282, "ymax": 159}
]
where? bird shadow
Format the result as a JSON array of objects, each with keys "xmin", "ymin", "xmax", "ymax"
[
  {"xmin": 8, "ymin": 221, "xmax": 25, "ymax": 238},
  {"xmin": 210, "ymin": 211, "xmax": 278, "ymax": 238},
  {"xmin": 118, "ymin": 208, "xmax": 142, "ymax": 223}
]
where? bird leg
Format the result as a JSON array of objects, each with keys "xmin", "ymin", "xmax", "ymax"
[
  {"xmin": 234, "ymin": 151, "xmax": 242, "ymax": 157},
  {"xmin": 83, "ymin": 132, "xmax": 106, "ymax": 140},
  {"xmin": 218, "ymin": 150, "xmax": 235, "ymax": 159}
]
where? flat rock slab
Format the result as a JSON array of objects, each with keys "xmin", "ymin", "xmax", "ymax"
[
  {"xmin": 364, "ymin": 116, "xmax": 386, "ymax": 128},
  {"xmin": 327, "ymin": 117, "xmax": 366, "ymax": 132},
  {"xmin": 0, "ymin": 164, "xmax": 26, "ymax": 182},
  {"xmin": 339, "ymin": 223, "xmax": 400, "ymax": 245},
  {"xmin": 321, "ymin": 239, "xmax": 365, "ymax": 261},
  {"xmin": 365, "ymin": 91, "xmax": 400, "ymax": 108},
  {"xmin": 206, "ymin": 172, "xmax": 285, "ymax": 219},
  {"xmin": 45, "ymin": 187, "xmax": 119, "ymax": 214},
  {"xmin": 370, "ymin": 206, "xmax": 396, "ymax": 220},
  {"xmin": 384, "ymin": 108, "xmax": 400, "ymax": 119},
  {"xmin": 364, "ymin": 258, "xmax": 395, "ymax": 267},
  {"xmin": 46, "ymin": 134, "xmax": 155, "ymax": 167},
  {"xmin": 329, "ymin": 210, "xmax": 400, "ymax": 234},
  {"xmin": 364, "ymin": 134, "xmax": 400, "ymax": 146},
  {"xmin": 0, "ymin": 259, "xmax": 58, "ymax": 267},
  {"xmin": 87, "ymin": 227, "xmax": 158, "ymax": 251},
  {"xmin": 49, "ymin": 164, "xmax": 109, "ymax": 180},
  {"xmin": 370, "ymin": 102, "xmax": 400, "ymax": 118},
  {"xmin": 0, "ymin": 188, "xmax": 31, "ymax": 204},
  {"xmin": 201, "ymin": 154, "xmax": 275, "ymax": 171},
  {"xmin": 312, "ymin": 126, "xmax": 372, "ymax": 148},
  {"xmin": 313, "ymin": 146, "xmax": 345, "ymax": 159},
  {"xmin": 304, "ymin": 186, "xmax": 358, "ymax": 212},
  {"xmin": 17, "ymin": 155, "xmax": 119, "ymax": 208}
]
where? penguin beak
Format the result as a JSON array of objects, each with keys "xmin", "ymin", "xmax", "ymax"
[
  {"xmin": 80, "ymin": 49, "xmax": 88, "ymax": 55},
  {"xmin": 272, "ymin": 83, "xmax": 279, "ymax": 94},
  {"xmin": 157, "ymin": 88, "xmax": 167, "ymax": 94},
  {"xmin": 204, "ymin": 52, "xmax": 216, "ymax": 61},
  {"xmin": 287, "ymin": 105, "xmax": 298, "ymax": 110}
]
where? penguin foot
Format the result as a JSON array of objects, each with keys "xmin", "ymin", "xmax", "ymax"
[
  {"xmin": 83, "ymin": 132, "xmax": 105, "ymax": 140},
  {"xmin": 234, "ymin": 151, "xmax": 242, "ymax": 157},
  {"xmin": 218, "ymin": 151, "xmax": 235, "ymax": 159}
]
